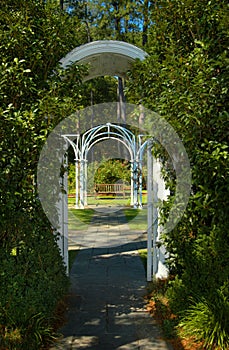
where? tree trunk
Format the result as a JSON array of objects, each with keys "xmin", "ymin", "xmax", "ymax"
[
  {"xmin": 142, "ymin": 0, "xmax": 149, "ymax": 46},
  {"xmin": 117, "ymin": 77, "xmax": 126, "ymax": 125}
]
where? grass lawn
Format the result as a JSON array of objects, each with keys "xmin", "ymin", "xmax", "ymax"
[
  {"xmin": 68, "ymin": 195, "xmax": 131, "ymax": 206},
  {"xmin": 68, "ymin": 191, "xmax": 148, "ymax": 207},
  {"xmin": 68, "ymin": 249, "xmax": 79, "ymax": 270},
  {"xmin": 124, "ymin": 208, "xmax": 147, "ymax": 232},
  {"xmin": 68, "ymin": 208, "xmax": 95, "ymax": 231},
  {"xmin": 70, "ymin": 208, "xmax": 94, "ymax": 224},
  {"xmin": 138, "ymin": 248, "xmax": 148, "ymax": 272},
  {"xmin": 68, "ymin": 197, "xmax": 148, "ymax": 232}
]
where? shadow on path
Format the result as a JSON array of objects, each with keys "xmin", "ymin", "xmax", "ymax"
[{"xmin": 50, "ymin": 210, "xmax": 172, "ymax": 349}]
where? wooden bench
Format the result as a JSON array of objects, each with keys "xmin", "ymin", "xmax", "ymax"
[{"xmin": 94, "ymin": 183, "xmax": 131, "ymax": 198}]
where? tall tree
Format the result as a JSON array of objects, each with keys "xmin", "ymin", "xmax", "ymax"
[
  {"xmin": 142, "ymin": 0, "xmax": 149, "ymax": 46},
  {"xmin": 65, "ymin": 0, "xmax": 151, "ymax": 45}
]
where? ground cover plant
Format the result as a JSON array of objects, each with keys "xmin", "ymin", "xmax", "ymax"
[{"xmin": 145, "ymin": 278, "xmax": 229, "ymax": 350}]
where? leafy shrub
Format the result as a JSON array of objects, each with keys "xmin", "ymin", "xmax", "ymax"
[
  {"xmin": 178, "ymin": 290, "xmax": 229, "ymax": 350},
  {"xmin": 94, "ymin": 159, "xmax": 131, "ymax": 185},
  {"xmin": 165, "ymin": 276, "xmax": 190, "ymax": 314},
  {"xmin": 0, "ymin": 208, "xmax": 69, "ymax": 349},
  {"xmin": 1, "ymin": 313, "xmax": 55, "ymax": 350}
]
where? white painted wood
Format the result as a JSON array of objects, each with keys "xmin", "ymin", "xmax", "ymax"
[
  {"xmin": 152, "ymin": 181, "xmax": 158, "ymax": 278},
  {"xmin": 147, "ymin": 140, "xmax": 153, "ymax": 282},
  {"xmin": 60, "ymin": 40, "xmax": 148, "ymax": 80},
  {"xmin": 63, "ymin": 153, "xmax": 69, "ymax": 275},
  {"xmin": 153, "ymin": 159, "xmax": 170, "ymax": 279}
]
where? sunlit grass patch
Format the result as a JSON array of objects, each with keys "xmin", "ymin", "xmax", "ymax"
[
  {"xmin": 68, "ymin": 208, "xmax": 94, "ymax": 231},
  {"xmin": 124, "ymin": 208, "xmax": 147, "ymax": 231},
  {"xmin": 68, "ymin": 249, "xmax": 79, "ymax": 270},
  {"xmin": 70, "ymin": 208, "xmax": 94, "ymax": 224}
]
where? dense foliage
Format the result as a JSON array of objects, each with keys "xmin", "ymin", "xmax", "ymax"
[
  {"xmin": 126, "ymin": 1, "xmax": 229, "ymax": 348},
  {"xmin": 94, "ymin": 159, "xmax": 131, "ymax": 185},
  {"xmin": 0, "ymin": 1, "xmax": 87, "ymax": 348}
]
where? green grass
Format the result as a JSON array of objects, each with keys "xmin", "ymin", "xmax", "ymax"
[
  {"xmin": 68, "ymin": 191, "xmax": 148, "ymax": 207},
  {"xmin": 68, "ymin": 195, "xmax": 131, "ymax": 206},
  {"xmin": 70, "ymin": 208, "xmax": 94, "ymax": 224},
  {"xmin": 124, "ymin": 208, "xmax": 147, "ymax": 231},
  {"xmin": 88, "ymin": 196, "xmax": 131, "ymax": 206},
  {"xmin": 138, "ymin": 248, "xmax": 148, "ymax": 272},
  {"xmin": 68, "ymin": 201, "xmax": 148, "ymax": 232},
  {"xmin": 124, "ymin": 208, "xmax": 140, "ymax": 222},
  {"xmin": 68, "ymin": 249, "xmax": 79, "ymax": 270},
  {"xmin": 68, "ymin": 208, "xmax": 95, "ymax": 231}
]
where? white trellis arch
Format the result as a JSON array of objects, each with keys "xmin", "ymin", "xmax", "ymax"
[
  {"xmin": 54, "ymin": 41, "xmax": 169, "ymax": 280},
  {"xmin": 63, "ymin": 122, "xmax": 148, "ymax": 209}
]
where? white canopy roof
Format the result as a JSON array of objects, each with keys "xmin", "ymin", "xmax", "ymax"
[{"xmin": 60, "ymin": 40, "xmax": 148, "ymax": 80}]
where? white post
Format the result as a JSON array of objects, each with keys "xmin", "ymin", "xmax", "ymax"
[
  {"xmin": 154, "ymin": 159, "xmax": 170, "ymax": 279},
  {"xmin": 84, "ymin": 159, "xmax": 88, "ymax": 206},
  {"xmin": 130, "ymin": 161, "xmax": 134, "ymax": 206},
  {"xmin": 63, "ymin": 152, "xmax": 69, "ymax": 275},
  {"xmin": 147, "ymin": 140, "xmax": 153, "ymax": 281},
  {"xmin": 75, "ymin": 159, "xmax": 79, "ymax": 208},
  {"xmin": 57, "ymin": 146, "xmax": 69, "ymax": 276},
  {"xmin": 79, "ymin": 159, "xmax": 84, "ymax": 208},
  {"xmin": 133, "ymin": 161, "xmax": 139, "ymax": 208},
  {"xmin": 153, "ymin": 182, "xmax": 158, "ymax": 277},
  {"xmin": 57, "ymin": 189, "xmax": 63, "ymax": 261},
  {"xmin": 138, "ymin": 157, "xmax": 143, "ymax": 209}
]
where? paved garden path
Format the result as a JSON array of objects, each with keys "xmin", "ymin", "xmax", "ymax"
[{"xmin": 50, "ymin": 208, "xmax": 172, "ymax": 350}]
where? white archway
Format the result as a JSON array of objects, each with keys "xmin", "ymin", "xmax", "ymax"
[
  {"xmin": 63, "ymin": 122, "xmax": 148, "ymax": 209},
  {"xmin": 60, "ymin": 40, "xmax": 167, "ymax": 281},
  {"xmin": 42, "ymin": 41, "xmax": 169, "ymax": 280}
]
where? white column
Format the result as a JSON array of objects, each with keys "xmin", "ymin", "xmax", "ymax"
[
  {"xmin": 75, "ymin": 159, "xmax": 79, "ymax": 208},
  {"xmin": 138, "ymin": 158, "xmax": 143, "ymax": 209},
  {"xmin": 133, "ymin": 160, "xmax": 139, "ymax": 209},
  {"xmin": 57, "ymin": 148, "xmax": 69, "ymax": 275},
  {"xmin": 57, "ymin": 190, "xmax": 63, "ymax": 259},
  {"xmin": 79, "ymin": 159, "xmax": 85, "ymax": 208},
  {"xmin": 153, "ymin": 181, "xmax": 158, "ymax": 277},
  {"xmin": 130, "ymin": 161, "xmax": 134, "ymax": 206},
  {"xmin": 63, "ymin": 152, "xmax": 69, "ymax": 275},
  {"xmin": 154, "ymin": 159, "xmax": 169, "ymax": 279},
  {"xmin": 147, "ymin": 140, "xmax": 153, "ymax": 281},
  {"xmin": 84, "ymin": 159, "xmax": 88, "ymax": 206}
]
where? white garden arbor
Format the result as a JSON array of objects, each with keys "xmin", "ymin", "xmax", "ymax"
[
  {"xmin": 60, "ymin": 41, "xmax": 168, "ymax": 280},
  {"xmin": 60, "ymin": 40, "xmax": 150, "ymax": 214},
  {"xmin": 38, "ymin": 41, "xmax": 170, "ymax": 280},
  {"xmin": 63, "ymin": 123, "xmax": 148, "ymax": 209}
]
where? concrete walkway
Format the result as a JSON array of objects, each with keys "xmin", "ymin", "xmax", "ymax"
[{"xmin": 50, "ymin": 208, "xmax": 172, "ymax": 350}]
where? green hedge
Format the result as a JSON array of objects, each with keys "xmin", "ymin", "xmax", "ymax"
[{"xmin": 0, "ymin": 207, "xmax": 69, "ymax": 349}]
